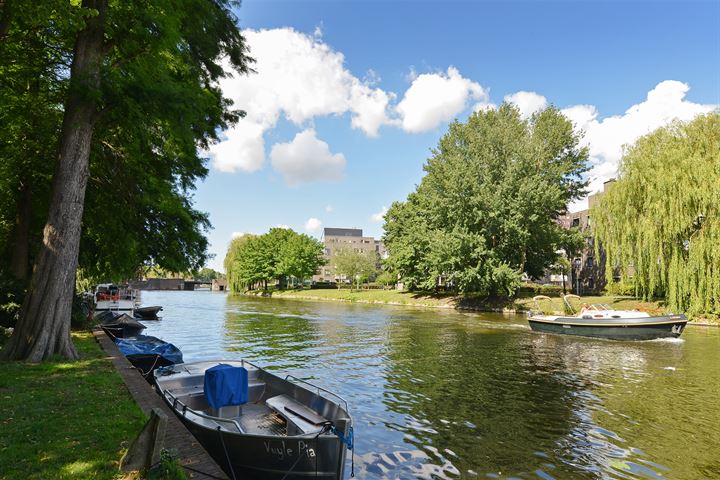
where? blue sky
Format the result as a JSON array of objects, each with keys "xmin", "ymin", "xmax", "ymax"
[{"xmin": 197, "ymin": 0, "xmax": 720, "ymax": 271}]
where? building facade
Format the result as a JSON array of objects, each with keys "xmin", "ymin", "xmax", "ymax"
[
  {"xmin": 313, "ymin": 227, "xmax": 387, "ymax": 283},
  {"xmin": 558, "ymin": 179, "xmax": 616, "ymax": 294}
]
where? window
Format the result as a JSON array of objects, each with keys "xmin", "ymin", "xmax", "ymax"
[
  {"xmin": 572, "ymin": 218, "xmax": 580, "ymax": 227},
  {"xmin": 586, "ymin": 256, "xmax": 594, "ymax": 267}
]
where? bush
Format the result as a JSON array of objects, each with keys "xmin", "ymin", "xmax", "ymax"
[
  {"xmin": 517, "ymin": 282, "xmax": 564, "ymax": 295},
  {"xmin": 0, "ymin": 271, "xmax": 24, "ymax": 328},
  {"xmin": 604, "ymin": 279, "xmax": 636, "ymax": 296},
  {"xmin": 71, "ymin": 291, "xmax": 96, "ymax": 330}
]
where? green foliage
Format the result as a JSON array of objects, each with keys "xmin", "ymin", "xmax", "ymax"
[
  {"xmin": 331, "ymin": 247, "xmax": 378, "ymax": 290},
  {"xmin": 517, "ymin": 282, "xmax": 565, "ymax": 296},
  {"xmin": 604, "ymin": 278, "xmax": 636, "ymax": 296},
  {"xmin": 383, "ymin": 104, "xmax": 588, "ymax": 295},
  {"xmin": 194, "ymin": 267, "xmax": 223, "ymax": 281},
  {"xmin": 70, "ymin": 291, "xmax": 95, "ymax": 330},
  {"xmin": 0, "ymin": 270, "xmax": 24, "ymax": 328},
  {"xmin": 0, "ymin": 0, "xmax": 254, "ymax": 284},
  {"xmin": 225, "ymin": 229, "xmax": 324, "ymax": 292},
  {"xmin": 148, "ymin": 449, "xmax": 187, "ymax": 480},
  {"xmin": 592, "ymin": 113, "xmax": 720, "ymax": 316},
  {"xmin": 375, "ymin": 270, "xmax": 397, "ymax": 288}
]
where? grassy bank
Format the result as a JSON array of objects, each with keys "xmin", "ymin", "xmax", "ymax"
[
  {"xmin": 250, "ymin": 288, "xmax": 716, "ymax": 323},
  {"xmin": 0, "ymin": 330, "xmax": 146, "ymax": 480}
]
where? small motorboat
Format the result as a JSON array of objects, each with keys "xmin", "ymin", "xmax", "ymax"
[
  {"xmin": 115, "ymin": 335, "xmax": 183, "ymax": 381},
  {"xmin": 527, "ymin": 295, "xmax": 688, "ymax": 340},
  {"xmin": 99, "ymin": 312, "xmax": 146, "ymax": 338},
  {"xmin": 133, "ymin": 305, "xmax": 163, "ymax": 320},
  {"xmin": 154, "ymin": 360, "xmax": 353, "ymax": 479}
]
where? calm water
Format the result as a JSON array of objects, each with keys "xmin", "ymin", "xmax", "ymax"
[{"xmin": 139, "ymin": 291, "xmax": 720, "ymax": 480}]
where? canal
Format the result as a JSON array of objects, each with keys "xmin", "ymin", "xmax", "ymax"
[{"xmin": 139, "ymin": 290, "xmax": 720, "ymax": 479}]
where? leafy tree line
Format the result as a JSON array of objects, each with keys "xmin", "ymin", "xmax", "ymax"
[
  {"xmin": 225, "ymin": 229, "xmax": 325, "ymax": 292},
  {"xmin": 330, "ymin": 246, "xmax": 378, "ymax": 290},
  {"xmin": 592, "ymin": 113, "xmax": 720, "ymax": 317},
  {"xmin": 383, "ymin": 104, "xmax": 588, "ymax": 296},
  {"xmin": 0, "ymin": 0, "xmax": 253, "ymax": 360}
]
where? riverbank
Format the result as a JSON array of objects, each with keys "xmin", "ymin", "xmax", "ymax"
[
  {"xmin": 247, "ymin": 288, "xmax": 718, "ymax": 324},
  {"xmin": 0, "ymin": 330, "xmax": 146, "ymax": 479}
]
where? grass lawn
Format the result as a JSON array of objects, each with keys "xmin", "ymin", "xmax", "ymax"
[
  {"xmin": 0, "ymin": 330, "xmax": 146, "ymax": 480},
  {"xmin": 261, "ymin": 288, "xmax": 701, "ymax": 319}
]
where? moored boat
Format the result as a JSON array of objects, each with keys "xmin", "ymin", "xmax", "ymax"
[
  {"xmin": 154, "ymin": 360, "xmax": 353, "ymax": 479},
  {"xmin": 527, "ymin": 295, "xmax": 688, "ymax": 340},
  {"xmin": 99, "ymin": 312, "xmax": 146, "ymax": 338},
  {"xmin": 133, "ymin": 305, "xmax": 163, "ymax": 320},
  {"xmin": 115, "ymin": 335, "xmax": 183, "ymax": 381},
  {"xmin": 92, "ymin": 283, "xmax": 137, "ymax": 316}
]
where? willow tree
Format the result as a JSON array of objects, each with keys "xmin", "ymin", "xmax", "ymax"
[{"xmin": 591, "ymin": 113, "xmax": 720, "ymax": 317}]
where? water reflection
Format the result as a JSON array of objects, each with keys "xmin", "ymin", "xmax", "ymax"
[{"xmin": 140, "ymin": 291, "xmax": 720, "ymax": 479}]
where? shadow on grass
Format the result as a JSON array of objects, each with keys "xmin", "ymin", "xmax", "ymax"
[{"xmin": 0, "ymin": 331, "xmax": 146, "ymax": 480}]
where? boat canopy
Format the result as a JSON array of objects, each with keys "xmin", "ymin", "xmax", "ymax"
[
  {"xmin": 203, "ymin": 364, "xmax": 249, "ymax": 409},
  {"xmin": 115, "ymin": 335, "xmax": 183, "ymax": 364}
]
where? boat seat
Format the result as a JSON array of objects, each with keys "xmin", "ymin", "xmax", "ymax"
[{"xmin": 265, "ymin": 394, "xmax": 329, "ymax": 436}]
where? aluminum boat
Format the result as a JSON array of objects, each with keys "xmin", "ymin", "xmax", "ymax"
[{"xmin": 154, "ymin": 360, "xmax": 353, "ymax": 479}]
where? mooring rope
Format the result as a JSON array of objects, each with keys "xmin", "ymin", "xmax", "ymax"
[{"xmin": 217, "ymin": 426, "xmax": 238, "ymax": 480}]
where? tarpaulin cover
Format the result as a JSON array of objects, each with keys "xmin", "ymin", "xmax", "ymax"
[
  {"xmin": 115, "ymin": 335, "xmax": 183, "ymax": 364},
  {"xmin": 204, "ymin": 364, "xmax": 249, "ymax": 409}
]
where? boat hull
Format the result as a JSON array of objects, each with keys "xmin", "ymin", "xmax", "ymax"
[
  {"xmin": 134, "ymin": 306, "xmax": 163, "ymax": 320},
  {"xmin": 528, "ymin": 315, "xmax": 687, "ymax": 340},
  {"xmin": 154, "ymin": 360, "xmax": 351, "ymax": 480},
  {"xmin": 177, "ymin": 415, "xmax": 345, "ymax": 479}
]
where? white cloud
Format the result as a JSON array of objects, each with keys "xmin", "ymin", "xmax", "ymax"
[
  {"xmin": 564, "ymin": 80, "xmax": 716, "ymax": 211},
  {"xmin": 304, "ymin": 217, "xmax": 322, "ymax": 233},
  {"xmin": 270, "ymin": 129, "xmax": 346, "ymax": 185},
  {"xmin": 232, "ymin": 231, "xmax": 249, "ymax": 238},
  {"xmin": 370, "ymin": 206, "xmax": 388, "ymax": 222},
  {"xmin": 396, "ymin": 67, "xmax": 489, "ymax": 133},
  {"xmin": 504, "ymin": 91, "xmax": 548, "ymax": 119},
  {"xmin": 209, "ymin": 28, "xmax": 396, "ymax": 173},
  {"xmin": 325, "ymin": 205, "xmax": 334, "ymax": 213},
  {"xmin": 210, "ymin": 120, "xmax": 266, "ymax": 173},
  {"xmin": 276, "ymin": 224, "xmax": 290, "ymax": 229}
]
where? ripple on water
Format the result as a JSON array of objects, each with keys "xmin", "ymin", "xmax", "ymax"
[{"xmin": 139, "ymin": 291, "xmax": 720, "ymax": 479}]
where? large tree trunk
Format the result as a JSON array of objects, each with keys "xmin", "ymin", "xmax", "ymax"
[{"xmin": 1, "ymin": 0, "xmax": 106, "ymax": 362}]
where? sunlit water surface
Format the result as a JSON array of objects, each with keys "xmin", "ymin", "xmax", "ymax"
[{"xmin": 139, "ymin": 291, "xmax": 720, "ymax": 479}]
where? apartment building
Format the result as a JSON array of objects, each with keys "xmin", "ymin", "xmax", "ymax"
[{"xmin": 313, "ymin": 227, "xmax": 387, "ymax": 283}]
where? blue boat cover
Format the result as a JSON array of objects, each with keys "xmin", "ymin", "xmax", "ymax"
[
  {"xmin": 115, "ymin": 335, "xmax": 183, "ymax": 364},
  {"xmin": 204, "ymin": 364, "xmax": 249, "ymax": 409}
]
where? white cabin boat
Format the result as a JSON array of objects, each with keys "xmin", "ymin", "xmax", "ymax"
[{"xmin": 92, "ymin": 283, "xmax": 137, "ymax": 316}]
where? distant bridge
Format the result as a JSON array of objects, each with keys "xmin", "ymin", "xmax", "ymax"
[{"xmin": 130, "ymin": 278, "xmax": 226, "ymax": 291}]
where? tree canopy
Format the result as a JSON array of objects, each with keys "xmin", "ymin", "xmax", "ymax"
[
  {"xmin": 0, "ymin": 0, "xmax": 253, "ymax": 284},
  {"xmin": 383, "ymin": 104, "xmax": 588, "ymax": 294},
  {"xmin": 591, "ymin": 113, "xmax": 720, "ymax": 317},
  {"xmin": 331, "ymin": 246, "xmax": 378, "ymax": 289},
  {"xmin": 0, "ymin": 0, "xmax": 253, "ymax": 361},
  {"xmin": 225, "ymin": 229, "xmax": 324, "ymax": 292}
]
